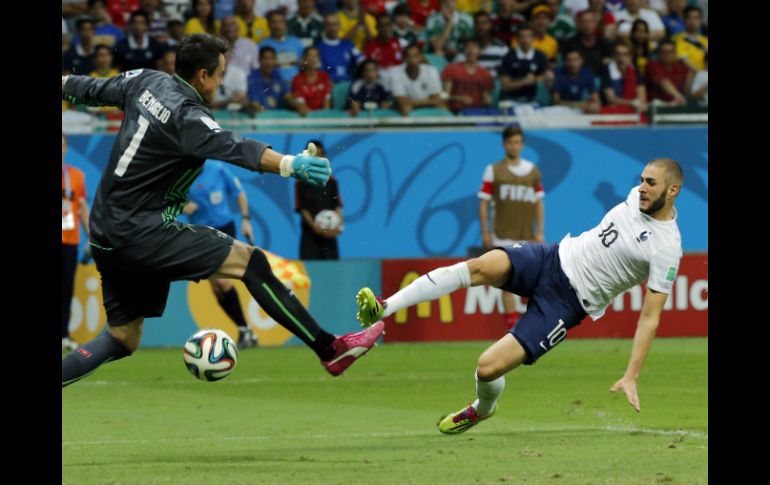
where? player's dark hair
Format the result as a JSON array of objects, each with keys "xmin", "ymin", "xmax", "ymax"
[
  {"xmin": 75, "ymin": 16, "xmax": 95, "ymax": 31},
  {"xmin": 683, "ymin": 5, "xmax": 702, "ymax": 18},
  {"xmin": 355, "ymin": 58, "xmax": 378, "ymax": 79},
  {"xmin": 502, "ymin": 124, "xmax": 524, "ymax": 141},
  {"xmin": 516, "ymin": 23, "xmax": 534, "ymax": 37},
  {"xmin": 266, "ymin": 9, "xmax": 286, "ymax": 22},
  {"xmin": 259, "ymin": 45, "xmax": 277, "ymax": 58},
  {"xmin": 563, "ymin": 48, "xmax": 583, "ymax": 59},
  {"xmin": 129, "ymin": 9, "xmax": 149, "ymax": 24},
  {"xmin": 392, "ymin": 3, "xmax": 411, "ymax": 17},
  {"xmin": 93, "ymin": 44, "xmax": 113, "ymax": 56},
  {"xmin": 176, "ymin": 34, "xmax": 228, "ymax": 82},
  {"xmin": 403, "ymin": 42, "xmax": 422, "ymax": 56},
  {"xmin": 473, "ymin": 10, "xmax": 490, "ymax": 23}
]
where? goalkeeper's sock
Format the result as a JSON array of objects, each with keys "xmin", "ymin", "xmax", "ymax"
[
  {"xmin": 62, "ymin": 332, "xmax": 132, "ymax": 388},
  {"xmin": 241, "ymin": 249, "xmax": 335, "ymax": 361},
  {"xmin": 383, "ymin": 262, "xmax": 471, "ymax": 318}
]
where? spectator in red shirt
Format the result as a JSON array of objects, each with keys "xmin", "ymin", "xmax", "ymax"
[
  {"xmin": 362, "ymin": 0, "xmax": 388, "ymax": 16},
  {"xmin": 408, "ymin": 0, "xmax": 440, "ymax": 31},
  {"xmin": 600, "ymin": 41, "xmax": 647, "ymax": 113},
  {"xmin": 441, "ymin": 38, "xmax": 494, "ymax": 113},
  {"xmin": 290, "ymin": 45, "xmax": 333, "ymax": 116},
  {"xmin": 492, "ymin": 0, "xmax": 527, "ymax": 46},
  {"xmin": 645, "ymin": 39, "xmax": 691, "ymax": 105},
  {"xmin": 107, "ymin": 0, "xmax": 140, "ymax": 28},
  {"xmin": 364, "ymin": 14, "xmax": 407, "ymax": 69}
]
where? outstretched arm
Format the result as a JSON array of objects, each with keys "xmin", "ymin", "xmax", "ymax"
[
  {"xmin": 610, "ymin": 289, "xmax": 668, "ymax": 412},
  {"xmin": 62, "ymin": 71, "xmax": 142, "ymax": 109},
  {"xmin": 180, "ymin": 110, "xmax": 331, "ymax": 186}
]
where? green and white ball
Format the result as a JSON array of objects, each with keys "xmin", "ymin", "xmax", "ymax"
[{"xmin": 183, "ymin": 329, "xmax": 238, "ymax": 381}]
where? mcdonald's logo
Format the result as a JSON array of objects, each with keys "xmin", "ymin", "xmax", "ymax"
[{"xmin": 394, "ymin": 271, "xmax": 454, "ymax": 324}]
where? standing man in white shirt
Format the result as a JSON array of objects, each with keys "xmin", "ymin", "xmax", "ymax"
[{"xmin": 356, "ymin": 158, "xmax": 684, "ymax": 433}]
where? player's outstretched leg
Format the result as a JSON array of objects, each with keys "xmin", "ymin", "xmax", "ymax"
[
  {"xmin": 61, "ymin": 319, "xmax": 142, "ymax": 388},
  {"xmin": 356, "ymin": 249, "xmax": 513, "ymax": 327},
  {"xmin": 437, "ymin": 333, "xmax": 527, "ymax": 434},
  {"xmin": 222, "ymin": 244, "xmax": 383, "ymax": 376}
]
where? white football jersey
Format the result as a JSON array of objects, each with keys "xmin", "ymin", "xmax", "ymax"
[{"xmin": 558, "ymin": 186, "xmax": 682, "ymax": 320}]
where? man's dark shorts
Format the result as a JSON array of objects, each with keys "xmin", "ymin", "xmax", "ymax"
[
  {"xmin": 92, "ymin": 218, "xmax": 235, "ymax": 326},
  {"xmin": 497, "ymin": 242, "xmax": 588, "ymax": 365}
]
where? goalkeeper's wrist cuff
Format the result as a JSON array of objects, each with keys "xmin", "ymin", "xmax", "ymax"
[{"xmin": 279, "ymin": 155, "xmax": 295, "ymax": 177}]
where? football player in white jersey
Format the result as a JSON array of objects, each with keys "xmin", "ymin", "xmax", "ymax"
[{"xmin": 355, "ymin": 158, "xmax": 683, "ymax": 434}]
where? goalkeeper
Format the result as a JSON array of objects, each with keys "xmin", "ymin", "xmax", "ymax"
[{"xmin": 61, "ymin": 34, "xmax": 383, "ymax": 388}]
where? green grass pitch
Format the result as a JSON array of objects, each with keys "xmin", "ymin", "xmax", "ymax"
[{"xmin": 62, "ymin": 338, "xmax": 707, "ymax": 484}]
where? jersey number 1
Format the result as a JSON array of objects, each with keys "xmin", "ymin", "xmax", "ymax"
[{"xmin": 114, "ymin": 115, "xmax": 149, "ymax": 177}]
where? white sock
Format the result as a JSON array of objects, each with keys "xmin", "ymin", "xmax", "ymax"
[
  {"xmin": 382, "ymin": 262, "xmax": 471, "ymax": 318},
  {"xmin": 472, "ymin": 371, "xmax": 505, "ymax": 416}
]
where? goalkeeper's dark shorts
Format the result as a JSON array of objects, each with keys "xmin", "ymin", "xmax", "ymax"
[{"xmin": 91, "ymin": 218, "xmax": 235, "ymax": 326}]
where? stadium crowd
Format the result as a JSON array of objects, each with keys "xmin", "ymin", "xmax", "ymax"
[{"xmin": 62, "ymin": 0, "xmax": 708, "ymax": 120}]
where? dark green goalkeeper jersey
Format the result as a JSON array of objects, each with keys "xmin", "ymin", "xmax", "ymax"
[{"xmin": 62, "ymin": 69, "xmax": 270, "ymax": 248}]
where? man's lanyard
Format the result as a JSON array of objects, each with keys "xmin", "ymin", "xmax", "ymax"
[{"xmin": 63, "ymin": 164, "xmax": 72, "ymax": 200}]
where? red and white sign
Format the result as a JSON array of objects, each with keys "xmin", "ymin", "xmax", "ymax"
[{"xmin": 381, "ymin": 254, "xmax": 707, "ymax": 342}]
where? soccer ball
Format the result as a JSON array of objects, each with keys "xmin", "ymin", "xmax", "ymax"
[
  {"xmin": 314, "ymin": 209, "xmax": 341, "ymax": 231},
  {"xmin": 183, "ymin": 329, "xmax": 239, "ymax": 381}
]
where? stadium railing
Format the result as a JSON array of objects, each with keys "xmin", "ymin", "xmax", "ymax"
[{"xmin": 62, "ymin": 108, "xmax": 707, "ymax": 133}]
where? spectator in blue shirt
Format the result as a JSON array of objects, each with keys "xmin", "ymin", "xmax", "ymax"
[
  {"xmin": 259, "ymin": 10, "xmax": 305, "ymax": 81},
  {"xmin": 182, "ymin": 161, "xmax": 258, "ymax": 349},
  {"xmin": 662, "ymin": 0, "xmax": 687, "ymax": 37},
  {"xmin": 214, "ymin": 0, "xmax": 237, "ymax": 19},
  {"xmin": 349, "ymin": 59, "xmax": 393, "ymax": 116},
  {"xmin": 71, "ymin": 1, "xmax": 125, "ymax": 47},
  {"xmin": 63, "ymin": 17, "xmax": 97, "ymax": 74},
  {"xmin": 316, "ymin": 0, "xmax": 340, "ymax": 16},
  {"xmin": 247, "ymin": 46, "xmax": 291, "ymax": 112},
  {"xmin": 498, "ymin": 24, "xmax": 551, "ymax": 103},
  {"xmin": 113, "ymin": 10, "xmax": 166, "ymax": 71},
  {"xmin": 552, "ymin": 49, "xmax": 600, "ymax": 113},
  {"xmin": 316, "ymin": 12, "xmax": 364, "ymax": 83}
]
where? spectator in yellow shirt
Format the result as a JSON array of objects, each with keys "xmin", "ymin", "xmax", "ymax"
[
  {"xmin": 185, "ymin": 0, "xmax": 220, "ymax": 35},
  {"xmin": 234, "ymin": 0, "xmax": 270, "ymax": 43},
  {"xmin": 512, "ymin": 5, "xmax": 558, "ymax": 64},
  {"xmin": 89, "ymin": 44, "xmax": 122, "ymax": 115},
  {"xmin": 672, "ymin": 5, "xmax": 707, "ymax": 71},
  {"xmin": 339, "ymin": 0, "xmax": 377, "ymax": 51},
  {"xmin": 456, "ymin": 0, "xmax": 493, "ymax": 14}
]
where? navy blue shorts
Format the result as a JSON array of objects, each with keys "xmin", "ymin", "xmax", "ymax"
[{"xmin": 497, "ymin": 242, "xmax": 588, "ymax": 365}]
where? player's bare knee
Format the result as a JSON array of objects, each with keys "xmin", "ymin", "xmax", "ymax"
[
  {"xmin": 476, "ymin": 354, "xmax": 503, "ymax": 381},
  {"xmin": 466, "ymin": 258, "xmax": 486, "ymax": 284},
  {"xmin": 210, "ymin": 278, "xmax": 230, "ymax": 297},
  {"xmin": 108, "ymin": 318, "xmax": 143, "ymax": 353},
  {"xmin": 233, "ymin": 241, "xmax": 254, "ymax": 258},
  {"xmin": 468, "ymin": 251, "xmax": 509, "ymax": 287},
  {"xmin": 476, "ymin": 363, "xmax": 502, "ymax": 382}
]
